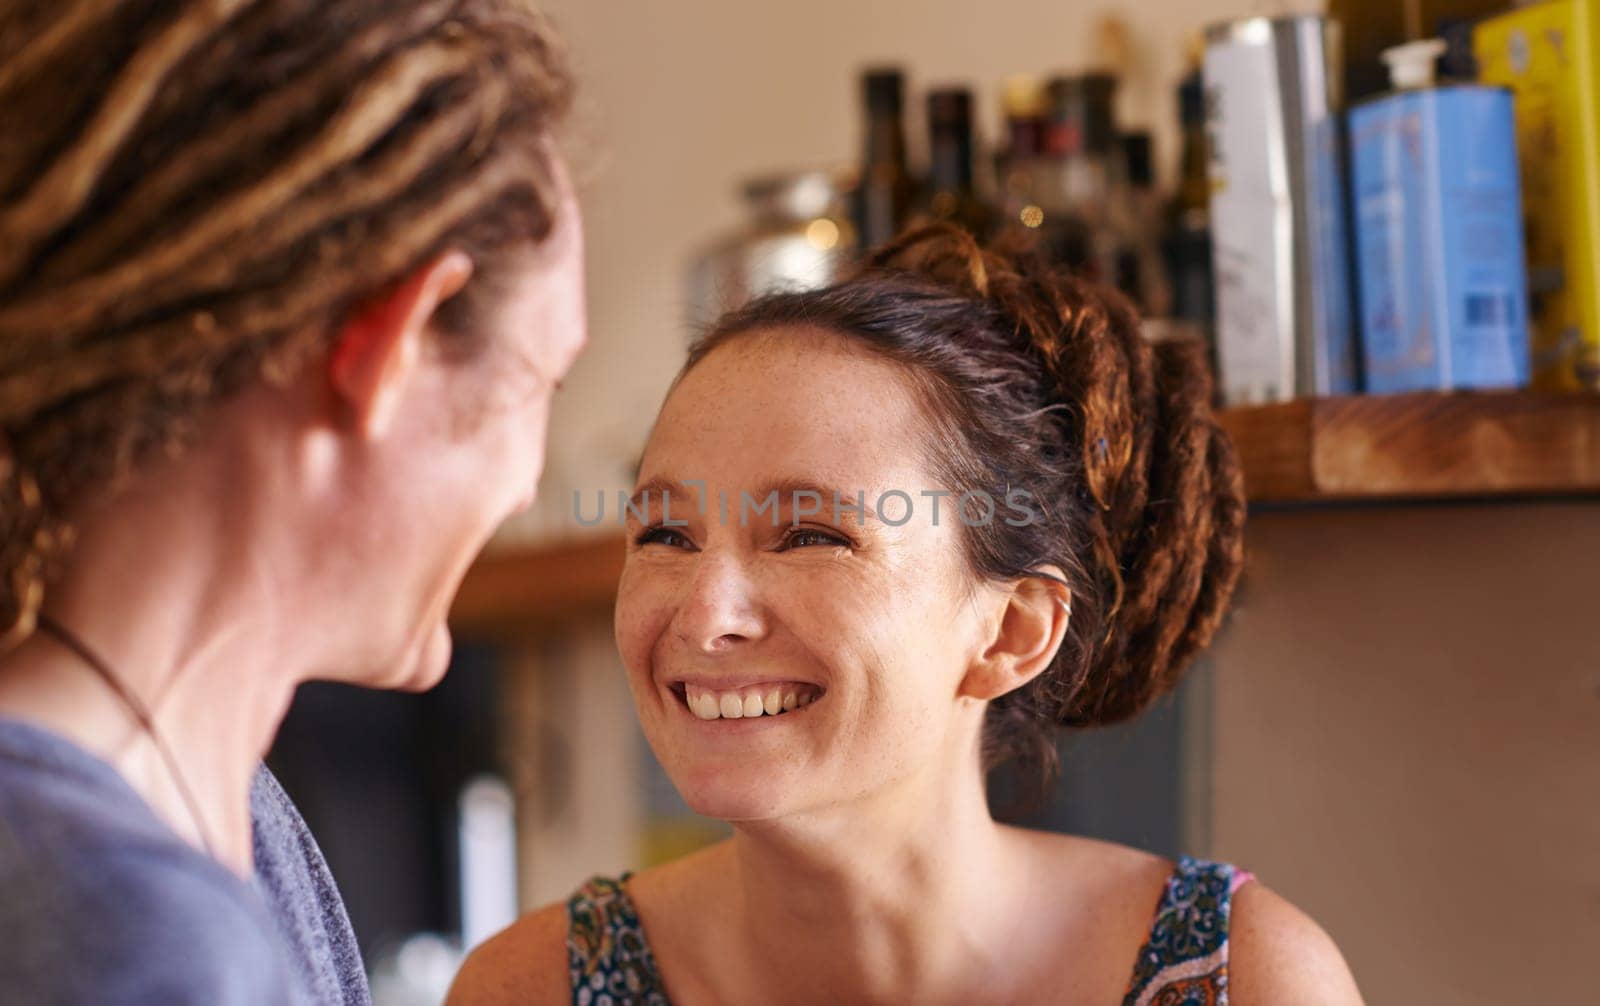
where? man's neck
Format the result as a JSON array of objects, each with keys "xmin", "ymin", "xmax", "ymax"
[{"xmin": 0, "ymin": 479, "xmax": 305, "ymax": 877}]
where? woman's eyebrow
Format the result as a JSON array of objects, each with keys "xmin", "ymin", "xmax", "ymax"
[
  {"xmin": 625, "ymin": 477, "xmax": 688, "ymax": 515},
  {"xmin": 624, "ymin": 478, "xmax": 884, "ymax": 524},
  {"xmin": 750, "ymin": 479, "xmax": 882, "ymax": 523}
]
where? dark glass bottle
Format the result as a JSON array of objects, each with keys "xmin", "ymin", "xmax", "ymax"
[
  {"xmin": 1046, "ymin": 73, "xmax": 1135, "ymax": 289},
  {"xmin": 852, "ymin": 68, "xmax": 917, "ymax": 251},
  {"xmin": 1164, "ymin": 69, "xmax": 1216, "ymax": 335},
  {"xmin": 917, "ymin": 87, "xmax": 996, "ymax": 238},
  {"xmin": 1118, "ymin": 130, "xmax": 1170, "ymax": 314},
  {"xmin": 996, "ymin": 74, "xmax": 1089, "ymax": 268}
]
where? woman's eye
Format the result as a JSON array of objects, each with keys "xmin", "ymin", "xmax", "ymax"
[
  {"xmin": 781, "ymin": 527, "xmax": 848, "ymax": 550},
  {"xmin": 636, "ymin": 526, "xmax": 694, "ymax": 549}
]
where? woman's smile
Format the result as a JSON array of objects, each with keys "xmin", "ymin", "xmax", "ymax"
[{"xmin": 669, "ymin": 679, "xmax": 826, "ymax": 721}]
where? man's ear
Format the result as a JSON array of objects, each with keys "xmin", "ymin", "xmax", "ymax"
[
  {"xmin": 327, "ymin": 250, "xmax": 474, "ymax": 438},
  {"xmin": 959, "ymin": 568, "xmax": 1071, "ymax": 702}
]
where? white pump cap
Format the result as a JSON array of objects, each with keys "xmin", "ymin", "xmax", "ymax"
[{"xmin": 1382, "ymin": 38, "xmax": 1447, "ymax": 90}]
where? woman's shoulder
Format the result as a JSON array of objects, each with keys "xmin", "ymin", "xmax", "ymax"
[
  {"xmin": 449, "ymin": 899, "xmax": 571, "ymax": 1005},
  {"xmin": 449, "ymin": 847, "xmax": 729, "ymax": 1006},
  {"xmin": 1014, "ymin": 831, "xmax": 1361, "ymax": 1003},
  {"xmin": 449, "ymin": 861, "xmax": 686, "ymax": 1006},
  {"xmin": 1097, "ymin": 846, "xmax": 1364, "ymax": 1005},
  {"xmin": 1228, "ymin": 880, "xmax": 1364, "ymax": 1004},
  {"xmin": 1074, "ymin": 837, "xmax": 1364, "ymax": 1006}
]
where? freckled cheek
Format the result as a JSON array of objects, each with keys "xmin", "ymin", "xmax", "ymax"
[
  {"xmin": 773, "ymin": 589, "xmax": 881, "ymax": 702},
  {"xmin": 614, "ymin": 570, "xmax": 676, "ymax": 681},
  {"xmin": 828, "ymin": 605, "xmax": 936, "ymax": 711}
]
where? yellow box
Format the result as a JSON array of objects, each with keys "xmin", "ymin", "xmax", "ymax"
[{"xmin": 1476, "ymin": 0, "xmax": 1600, "ymax": 390}]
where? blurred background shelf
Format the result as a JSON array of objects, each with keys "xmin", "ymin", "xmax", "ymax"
[
  {"xmin": 1221, "ymin": 390, "xmax": 1600, "ymax": 504},
  {"xmin": 449, "ymin": 534, "xmax": 625, "ymax": 637}
]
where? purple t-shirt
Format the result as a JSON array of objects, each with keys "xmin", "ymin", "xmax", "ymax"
[{"xmin": 0, "ymin": 717, "xmax": 369, "ymax": 1004}]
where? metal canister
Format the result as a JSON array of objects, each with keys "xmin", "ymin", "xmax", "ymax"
[
  {"xmin": 686, "ymin": 168, "xmax": 856, "ymax": 332},
  {"xmin": 1203, "ymin": 14, "xmax": 1359, "ymax": 403}
]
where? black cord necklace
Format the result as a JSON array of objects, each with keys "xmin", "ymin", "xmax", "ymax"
[{"xmin": 35, "ymin": 614, "xmax": 219, "ymax": 859}]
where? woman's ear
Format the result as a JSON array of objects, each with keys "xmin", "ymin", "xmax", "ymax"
[
  {"xmin": 959, "ymin": 568, "xmax": 1071, "ymax": 702},
  {"xmin": 327, "ymin": 250, "xmax": 474, "ymax": 438}
]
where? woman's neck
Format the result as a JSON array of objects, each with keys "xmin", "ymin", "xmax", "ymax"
[
  {"xmin": 0, "ymin": 461, "xmax": 304, "ymax": 877},
  {"xmin": 719, "ymin": 759, "xmax": 1031, "ymax": 1004}
]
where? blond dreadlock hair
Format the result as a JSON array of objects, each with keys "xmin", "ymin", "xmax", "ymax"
[{"xmin": 0, "ymin": 0, "xmax": 574, "ymax": 649}]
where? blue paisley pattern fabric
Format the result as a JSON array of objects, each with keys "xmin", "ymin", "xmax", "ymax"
[
  {"xmin": 1120, "ymin": 856, "xmax": 1254, "ymax": 1006},
  {"xmin": 566, "ymin": 856, "xmax": 1253, "ymax": 1005},
  {"xmin": 566, "ymin": 874, "xmax": 669, "ymax": 1006}
]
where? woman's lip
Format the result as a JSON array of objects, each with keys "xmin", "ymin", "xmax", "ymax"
[{"xmin": 665, "ymin": 677, "xmax": 823, "ymax": 691}]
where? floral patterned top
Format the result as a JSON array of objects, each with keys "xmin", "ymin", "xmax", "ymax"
[
  {"xmin": 566, "ymin": 856, "xmax": 1255, "ymax": 1006},
  {"xmin": 1120, "ymin": 857, "xmax": 1256, "ymax": 1006}
]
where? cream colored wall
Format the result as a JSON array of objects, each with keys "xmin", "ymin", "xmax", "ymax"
[
  {"xmin": 504, "ymin": 0, "xmax": 1321, "ymax": 543},
  {"xmin": 1207, "ymin": 504, "xmax": 1600, "ymax": 1003}
]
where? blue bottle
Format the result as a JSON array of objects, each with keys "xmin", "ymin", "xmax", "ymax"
[{"xmin": 1349, "ymin": 39, "xmax": 1530, "ymax": 393}]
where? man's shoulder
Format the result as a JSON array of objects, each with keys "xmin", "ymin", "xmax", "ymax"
[
  {"xmin": 0, "ymin": 824, "xmax": 292, "ymax": 1003},
  {"xmin": 0, "ymin": 724, "xmax": 296, "ymax": 1001},
  {"xmin": 250, "ymin": 764, "xmax": 372, "ymax": 1006}
]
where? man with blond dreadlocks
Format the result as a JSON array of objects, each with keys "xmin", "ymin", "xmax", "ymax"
[{"xmin": 0, "ymin": 2, "xmax": 585, "ymax": 1002}]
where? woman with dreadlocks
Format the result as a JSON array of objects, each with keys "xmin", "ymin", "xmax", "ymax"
[{"xmin": 454, "ymin": 227, "xmax": 1364, "ymax": 1005}]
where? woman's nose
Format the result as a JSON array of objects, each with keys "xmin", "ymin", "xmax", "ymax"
[{"xmin": 671, "ymin": 551, "xmax": 766, "ymax": 654}]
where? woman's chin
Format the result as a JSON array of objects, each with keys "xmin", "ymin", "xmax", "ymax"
[
  {"xmin": 685, "ymin": 793, "xmax": 785, "ymax": 823},
  {"xmin": 674, "ymin": 769, "xmax": 797, "ymax": 823}
]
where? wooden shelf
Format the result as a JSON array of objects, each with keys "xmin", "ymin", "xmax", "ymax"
[
  {"xmin": 1219, "ymin": 390, "xmax": 1600, "ymax": 504},
  {"xmin": 451, "ymin": 391, "xmax": 1600, "ymax": 632},
  {"xmin": 449, "ymin": 533, "xmax": 624, "ymax": 637}
]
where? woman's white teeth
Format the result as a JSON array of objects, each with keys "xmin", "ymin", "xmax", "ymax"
[{"xmin": 686, "ymin": 683, "xmax": 821, "ymax": 720}]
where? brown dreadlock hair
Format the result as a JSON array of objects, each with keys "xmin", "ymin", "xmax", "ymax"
[
  {"xmin": 0, "ymin": 0, "xmax": 574, "ymax": 649},
  {"xmin": 688, "ymin": 225, "xmax": 1247, "ymax": 786}
]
